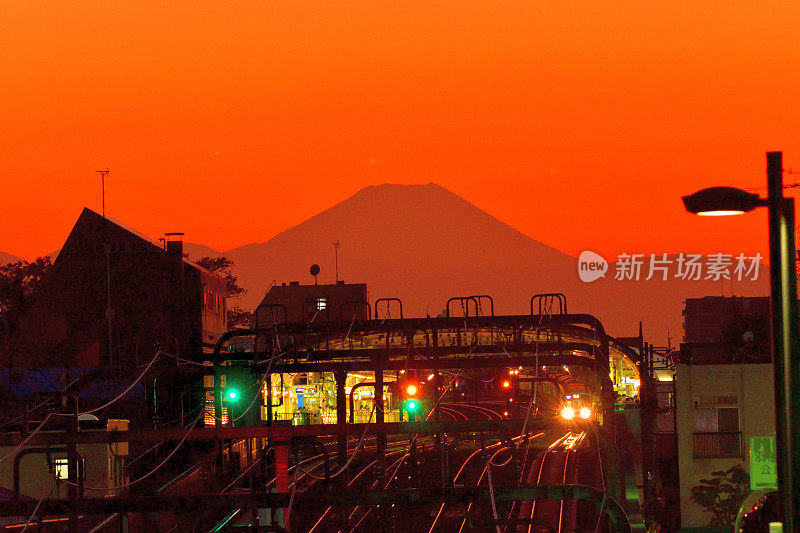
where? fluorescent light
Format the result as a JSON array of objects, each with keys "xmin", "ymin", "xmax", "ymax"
[{"xmin": 697, "ymin": 210, "xmax": 746, "ymax": 216}]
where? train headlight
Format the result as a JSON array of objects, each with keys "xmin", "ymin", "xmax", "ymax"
[
  {"xmin": 561, "ymin": 406, "xmax": 575, "ymax": 420},
  {"xmin": 579, "ymin": 407, "xmax": 592, "ymax": 419}
]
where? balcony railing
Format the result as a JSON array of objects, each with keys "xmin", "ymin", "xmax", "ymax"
[{"xmin": 693, "ymin": 431, "xmax": 743, "ymax": 458}]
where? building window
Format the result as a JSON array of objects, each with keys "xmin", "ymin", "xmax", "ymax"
[
  {"xmin": 694, "ymin": 406, "xmax": 742, "ymax": 458},
  {"xmin": 54, "ymin": 458, "xmax": 68, "ymax": 480},
  {"xmin": 53, "ymin": 457, "xmax": 84, "ymax": 480},
  {"xmin": 316, "ymin": 298, "xmax": 327, "ymax": 311}
]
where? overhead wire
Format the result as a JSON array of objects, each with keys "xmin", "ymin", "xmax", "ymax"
[
  {"xmin": 0, "ymin": 372, "xmax": 86, "ymax": 431},
  {"xmin": 87, "ymin": 513, "xmax": 119, "ymax": 533},
  {"xmin": 296, "ymin": 404, "xmax": 376, "ymax": 481},
  {"xmin": 51, "ymin": 350, "xmax": 163, "ymax": 417},
  {"xmin": 486, "ymin": 463, "xmax": 502, "ymax": 533},
  {"xmin": 204, "ymin": 344, "xmax": 281, "ymax": 424},
  {"xmin": 55, "ymin": 410, "xmax": 203, "ymax": 491},
  {"xmin": 284, "ymin": 458, "xmax": 302, "ymax": 528},
  {"xmin": 354, "ymin": 339, "xmax": 485, "ymax": 531},
  {"xmin": 18, "ymin": 485, "xmax": 53, "ymax": 533},
  {"xmin": 0, "ymin": 413, "xmax": 56, "ymax": 465}
]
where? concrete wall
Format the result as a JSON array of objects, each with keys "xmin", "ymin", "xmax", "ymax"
[
  {"xmin": 0, "ymin": 440, "xmax": 117, "ymax": 499},
  {"xmin": 675, "ymin": 363, "xmax": 775, "ymax": 528}
]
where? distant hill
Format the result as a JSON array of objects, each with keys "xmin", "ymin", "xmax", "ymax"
[
  {"xmin": 0, "ymin": 252, "xmax": 21, "ymax": 266},
  {"xmin": 224, "ymin": 183, "xmax": 585, "ymax": 315},
  {"xmin": 215, "ymin": 183, "xmax": 768, "ymax": 343},
  {"xmin": 182, "ymin": 243, "xmax": 220, "ymax": 261}
]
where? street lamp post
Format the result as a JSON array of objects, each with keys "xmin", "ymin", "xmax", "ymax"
[{"xmin": 682, "ymin": 151, "xmax": 800, "ymax": 530}]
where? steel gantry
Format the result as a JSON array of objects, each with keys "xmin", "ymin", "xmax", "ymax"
[{"xmin": 1, "ymin": 294, "xmax": 644, "ymax": 531}]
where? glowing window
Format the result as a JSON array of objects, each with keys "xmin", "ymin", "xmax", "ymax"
[
  {"xmin": 53, "ymin": 457, "xmax": 84, "ymax": 480},
  {"xmin": 316, "ymin": 298, "xmax": 327, "ymax": 311},
  {"xmin": 54, "ymin": 458, "xmax": 68, "ymax": 480}
]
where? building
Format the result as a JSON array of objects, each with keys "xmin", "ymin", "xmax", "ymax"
[
  {"xmin": 0, "ymin": 419, "xmax": 129, "ymax": 502},
  {"xmin": 254, "ymin": 280, "xmax": 368, "ymax": 327},
  {"xmin": 0, "ymin": 210, "xmax": 233, "ymax": 528},
  {"xmin": 2, "ymin": 208, "xmax": 230, "ymax": 432},
  {"xmin": 675, "ymin": 295, "xmax": 775, "ymax": 529},
  {"xmin": 674, "ymin": 363, "xmax": 774, "ymax": 528},
  {"xmin": 681, "ymin": 296, "xmax": 770, "ymax": 364},
  {"xmin": 6, "ymin": 208, "xmax": 228, "ymax": 370},
  {"xmin": 252, "ymin": 280, "xmax": 371, "ymax": 423}
]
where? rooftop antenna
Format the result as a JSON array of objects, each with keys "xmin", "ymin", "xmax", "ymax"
[
  {"xmin": 310, "ymin": 264, "xmax": 320, "ymax": 285},
  {"xmin": 96, "ymin": 168, "xmax": 110, "ymax": 218},
  {"xmin": 332, "ymin": 241, "xmax": 341, "ymax": 282}
]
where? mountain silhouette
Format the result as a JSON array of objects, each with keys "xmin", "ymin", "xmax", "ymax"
[
  {"xmin": 226, "ymin": 183, "xmax": 584, "ymax": 313},
  {"xmin": 0, "ymin": 252, "xmax": 22, "ymax": 266},
  {"xmin": 182, "ymin": 243, "xmax": 221, "ymax": 260},
  {"xmin": 215, "ymin": 183, "xmax": 768, "ymax": 343}
]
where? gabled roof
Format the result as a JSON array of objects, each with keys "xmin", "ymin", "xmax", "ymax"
[{"xmin": 62, "ymin": 208, "xmax": 222, "ymax": 280}]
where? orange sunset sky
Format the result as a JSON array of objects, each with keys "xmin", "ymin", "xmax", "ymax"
[{"xmin": 2, "ymin": 2, "xmax": 799, "ymax": 262}]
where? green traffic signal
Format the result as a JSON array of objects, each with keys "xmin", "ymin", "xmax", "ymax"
[
  {"xmin": 227, "ymin": 389, "xmax": 239, "ymax": 401},
  {"xmin": 406, "ymin": 400, "xmax": 417, "ymax": 411}
]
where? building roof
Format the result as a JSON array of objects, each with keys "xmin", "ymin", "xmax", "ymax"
[{"xmin": 65, "ymin": 208, "xmax": 222, "ymax": 280}]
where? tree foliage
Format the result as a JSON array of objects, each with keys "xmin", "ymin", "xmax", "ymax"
[
  {"xmin": 193, "ymin": 256, "xmax": 246, "ymax": 298},
  {"xmin": 690, "ymin": 464, "xmax": 750, "ymax": 526},
  {"xmin": 0, "ymin": 257, "xmax": 53, "ymax": 344},
  {"xmin": 226, "ymin": 307, "xmax": 253, "ymax": 329},
  {"xmin": 194, "ymin": 256, "xmax": 251, "ymax": 327}
]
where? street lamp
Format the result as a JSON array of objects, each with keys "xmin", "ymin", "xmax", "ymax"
[{"xmin": 682, "ymin": 152, "xmax": 799, "ymax": 531}]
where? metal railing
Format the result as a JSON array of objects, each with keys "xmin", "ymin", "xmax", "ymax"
[
  {"xmin": 273, "ymin": 410, "xmax": 401, "ymax": 425},
  {"xmin": 693, "ymin": 431, "xmax": 743, "ymax": 458}
]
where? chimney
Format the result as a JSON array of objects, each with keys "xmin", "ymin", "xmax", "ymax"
[
  {"xmin": 165, "ymin": 232, "xmax": 184, "ymax": 258},
  {"xmin": 289, "ymin": 281, "xmax": 300, "ymax": 286}
]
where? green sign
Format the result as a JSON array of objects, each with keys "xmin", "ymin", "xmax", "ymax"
[{"xmin": 750, "ymin": 436, "xmax": 778, "ymax": 490}]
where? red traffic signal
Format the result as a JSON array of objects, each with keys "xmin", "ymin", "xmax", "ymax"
[{"xmin": 403, "ymin": 382, "xmax": 419, "ymax": 397}]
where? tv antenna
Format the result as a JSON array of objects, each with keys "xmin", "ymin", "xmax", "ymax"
[
  {"xmin": 310, "ymin": 264, "xmax": 320, "ymax": 285},
  {"xmin": 96, "ymin": 168, "xmax": 110, "ymax": 218},
  {"xmin": 332, "ymin": 241, "xmax": 341, "ymax": 282}
]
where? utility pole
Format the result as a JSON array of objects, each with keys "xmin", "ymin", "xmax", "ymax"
[
  {"xmin": 766, "ymin": 152, "xmax": 800, "ymax": 531},
  {"xmin": 332, "ymin": 241, "xmax": 341, "ymax": 283},
  {"xmin": 96, "ymin": 169, "xmax": 110, "ymax": 218},
  {"xmin": 104, "ymin": 244, "xmax": 113, "ymax": 366}
]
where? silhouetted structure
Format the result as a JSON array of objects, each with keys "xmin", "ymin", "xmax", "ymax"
[
  {"xmin": 6, "ymin": 208, "xmax": 228, "ymax": 369},
  {"xmin": 255, "ymin": 280, "xmax": 368, "ymax": 326},
  {"xmin": 680, "ymin": 296, "xmax": 770, "ymax": 364},
  {"xmin": 675, "ymin": 295, "xmax": 775, "ymax": 527}
]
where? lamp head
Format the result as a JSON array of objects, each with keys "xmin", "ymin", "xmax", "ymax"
[{"xmin": 682, "ymin": 186, "xmax": 762, "ymax": 216}]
